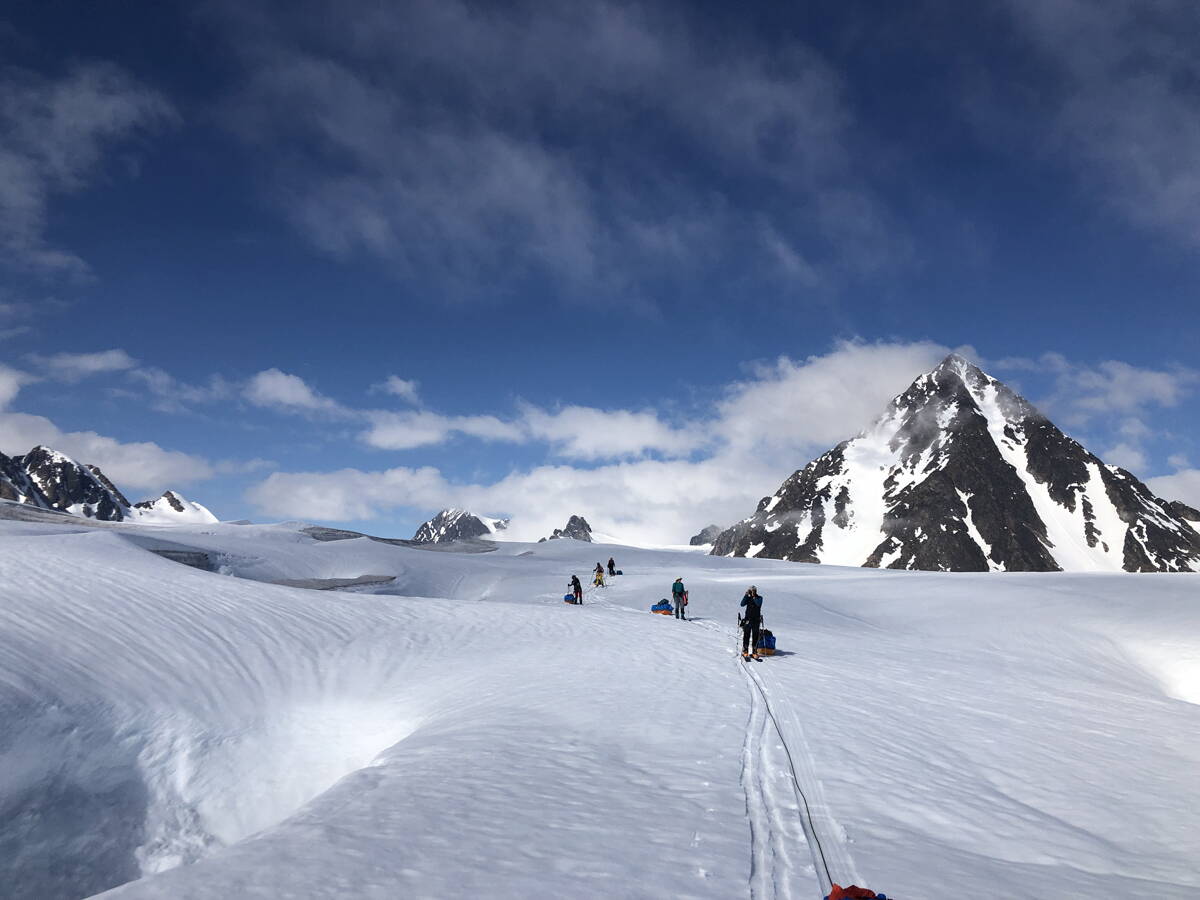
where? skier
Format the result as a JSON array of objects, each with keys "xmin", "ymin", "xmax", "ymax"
[
  {"xmin": 739, "ymin": 585, "xmax": 763, "ymax": 658},
  {"xmin": 607, "ymin": 557, "xmax": 616, "ymax": 577},
  {"xmin": 570, "ymin": 574, "xmax": 583, "ymax": 604},
  {"xmin": 593, "ymin": 563, "xmax": 605, "ymax": 587},
  {"xmin": 672, "ymin": 577, "xmax": 687, "ymax": 620}
]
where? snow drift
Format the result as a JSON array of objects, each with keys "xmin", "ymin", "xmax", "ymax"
[{"xmin": 1, "ymin": 516, "xmax": 1198, "ymax": 899}]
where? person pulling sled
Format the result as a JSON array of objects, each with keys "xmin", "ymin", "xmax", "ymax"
[
  {"xmin": 593, "ymin": 563, "xmax": 606, "ymax": 587},
  {"xmin": 739, "ymin": 585, "xmax": 763, "ymax": 659},
  {"xmin": 569, "ymin": 574, "xmax": 583, "ymax": 604},
  {"xmin": 607, "ymin": 557, "xmax": 616, "ymax": 577}
]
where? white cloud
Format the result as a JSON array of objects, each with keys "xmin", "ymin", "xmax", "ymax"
[
  {"xmin": 248, "ymin": 339, "xmax": 960, "ymax": 541},
  {"xmin": 995, "ymin": 352, "xmax": 1199, "ymax": 428},
  {"xmin": 128, "ymin": 367, "xmax": 234, "ymax": 413},
  {"xmin": 1, "ymin": 358, "xmax": 213, "ymax": 494},
  {"xmin": 246, "ymin": 465, "xmax": 451, "ymax": 522},
  {"xmin": 246, "ymin": 455, "xmax": 772, "ymax": 545},
  {"xmin": 30, "ymin": 348, "xmax": 137, "ymax": 381},
  {"xmin": 360, "ymin": 402, "xmax": 695, "ymax": 459},
  {"xmin": 1103, "ymin": 442, "xmax": 1148, "ymax": 474},
  {"xmin": 715, "ymin": 339, "xmax": 957, "ymax": 459},
  {"xmin": 1117, "ymin": 418, "xmax": 1152, "ymax": 440},
  {"xmin": 0, "ymin": 62, "xmax": 175, "ymax": 274},
  {"xmin": 0, "ymin": 299, "xmax": 36, "ymax": 340},
  {"xmin": 372, "ymin": 375, "xmax": 420, "ymax": 404},
  {"xmin": 1168, "ymin": 453, "xmax": 1191, "ymax": 470},
  {"xmin": 244, "ymin": 368, "xmax": 349, "ymax": 416},
  {"xmin": 361, "ymin": 410, "xmax": 523, "ymax": 451},
  {"xmin": 0, "ymin": 363, "xmax": 35, "ymax": 409},
  {"xmin": 1070, "ymin": 361, "xmax": 1197, "ymax": 415},
  {"xmin": 0, "ymin": 411, "xmax": 213, "ymax": 492},
  {"xmin": 519, "ymin": 404, "xmax": 699, "ymax": 461}
]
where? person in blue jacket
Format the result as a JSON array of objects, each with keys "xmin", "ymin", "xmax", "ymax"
[{"xmin": 739, "ymin": 586, "xmax": 763, "ymax": 658}]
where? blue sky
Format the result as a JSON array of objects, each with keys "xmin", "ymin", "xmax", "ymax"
[{"xmin": 1, "ymin": 0, "xmax": 1198, "ymax": 541}]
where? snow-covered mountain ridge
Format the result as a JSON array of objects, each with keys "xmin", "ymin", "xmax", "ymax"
[
  {"xmin": 0, "ymin": 445, "xmax": 217, "ymax": 524},
  {"xmin": 411, "ymin": 508, "xmax": 508, "ymax": 543},
  {"xmin": 713, "ymin": 354, "xmax": 1200, "ymax": 572}
]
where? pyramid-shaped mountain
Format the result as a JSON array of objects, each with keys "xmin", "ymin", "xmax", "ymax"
[{"xmin": 712, "ymin": 355, "xmax": 1200, "ymax": 572}]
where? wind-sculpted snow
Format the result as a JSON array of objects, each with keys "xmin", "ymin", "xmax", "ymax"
[{"xmin": 1, "ymin": 520, "xmax": 1198, "ymax": 898}]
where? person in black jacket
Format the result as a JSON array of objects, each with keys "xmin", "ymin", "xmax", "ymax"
[
  {"xmin": 607, "ymin": 557, "xmax": 616, "ymax": 577},
  {"xmin": 569, "ymin": 574, "xmax": 583, "ymax": 604},
  {"xmin": 739, "ymin": 586, "xmax": 763, "ymax": 658}
]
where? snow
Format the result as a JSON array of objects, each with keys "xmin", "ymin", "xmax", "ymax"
[
  {"xmin": 806, "ymin": 421, "xmax": 894, "ymax": 566},
  {"xmin": 1, "ymin": 518, "xmax": 1199, "ymax": 899},
  {"xmin": 133, "ymin": 492, "xmax": 219, "ymax": 526},
  {"xmin": 1084, "ymin": 461, "xmax": 1129, "ymax": 565}
]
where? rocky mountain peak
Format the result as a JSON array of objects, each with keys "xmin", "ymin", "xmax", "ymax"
[
  {"xmin": 16, "ymin": 446, "xmax": 131, "ymax": 521},
  {"xmin": 539, "ymin": 514, "xmax": 593, "ymax": 543}
]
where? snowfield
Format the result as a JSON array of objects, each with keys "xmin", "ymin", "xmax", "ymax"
[{"xmin": 1, "ymin": 513, "xmax": 1199, "ymax": 899}]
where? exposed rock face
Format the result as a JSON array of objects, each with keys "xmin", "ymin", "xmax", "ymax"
[
  {"xmin": 1169, "ymin": 500, "xmax": 1200, "ymax": 522},
  {"xmin": 712, "ymin": 354, "xmax": 1200, "ymax": 573},
  {"xmin": 15, "ymin": 446, "xmax": 131, "ymax": 521},
  {"xmin": 411, "ymin": 509, "xmax": 507, "ymax": 543},
  {"xmin": 539, "ymin": 515, "xmax": 593, "ymax": 543},
  {"xmin": 689, "ymin": 525, "xmax": 724, "ymax": 546},
  {"xmin": 1, "ymin": 451, "xmax": 50, "ymax": 506}
]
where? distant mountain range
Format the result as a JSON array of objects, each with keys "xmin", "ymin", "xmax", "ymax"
[
  {"xmin": 712, "ymin": 355, "xmax": 1200, "ymax": 573},
  {"xmin": 409, "ymin": 509, "xmax": 597, "ymax": 545},
  {"xmin": 0, "ymin": 445, "xmax": 217, "ymax": 525}
]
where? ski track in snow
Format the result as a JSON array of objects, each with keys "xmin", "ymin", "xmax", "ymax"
[{"xmin": 2, "ymin": 519, "xmax": 1200, "ymax": 899}]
